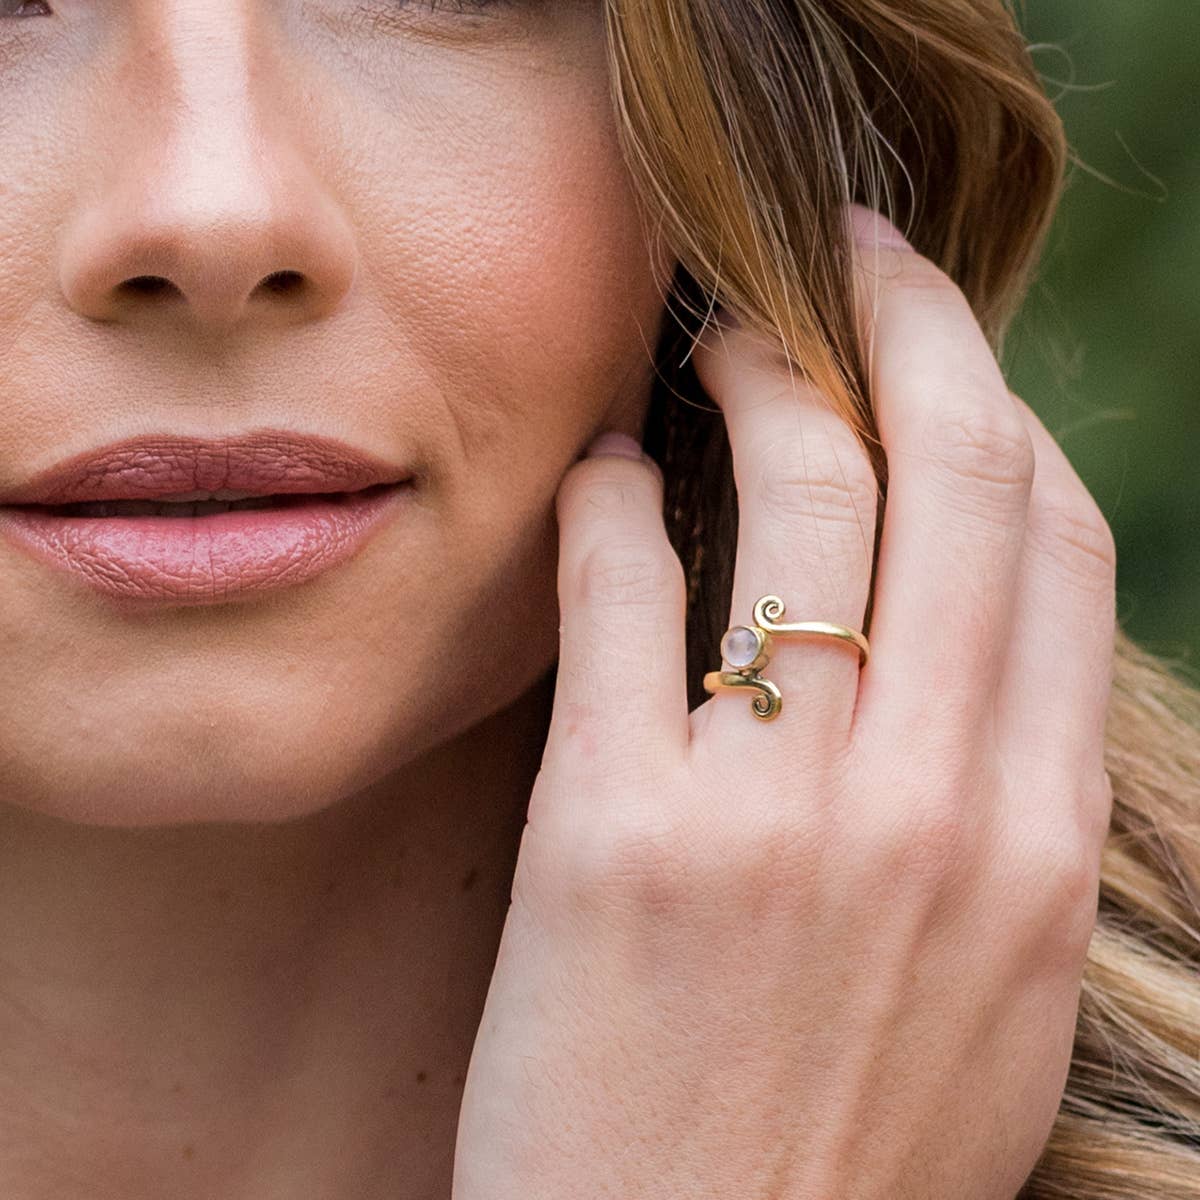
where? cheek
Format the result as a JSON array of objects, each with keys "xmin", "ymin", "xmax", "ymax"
[
  {"xmin": 340, "ymin": 50, "xmax": 672, "ymax": 504},
  {"xmin": 310, "ymin": 83, "xmax": 673, "ymax": 809}
]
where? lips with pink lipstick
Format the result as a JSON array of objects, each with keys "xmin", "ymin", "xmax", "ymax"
[{"xmin": 0, "ymin": 431, "xmax": 414, "ymax": 605}]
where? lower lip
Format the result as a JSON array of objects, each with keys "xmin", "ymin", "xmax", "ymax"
[{"xmin": 0, "ymin": 482, "xmax": 412, "ymax": 606}]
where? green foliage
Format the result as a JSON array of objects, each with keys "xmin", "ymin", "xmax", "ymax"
[{"xmin": 1004, "ymin": 0, "xmax": 1200, "ymax": 673}]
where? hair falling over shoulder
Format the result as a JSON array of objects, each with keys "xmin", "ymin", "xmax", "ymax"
[{"xmin": 602, "ymin": 0, "xmax": 1200, "ymax": 1192}]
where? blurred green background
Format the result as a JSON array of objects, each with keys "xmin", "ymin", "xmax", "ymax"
[{"xmin": 1004, "ymin": 0, "xmax": 1199, "ymax": 676}]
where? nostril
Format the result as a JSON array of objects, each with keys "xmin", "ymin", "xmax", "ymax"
[
  {"xmin": 120, "ymin": 275, "xmax": 177, "ymax": 298},
  {"xmin": 113, "ymin": 271, "xmax": 306, "ymax": 305},
  {"xmin": 259, "ymin": 270, "xmax": 306, "ymax": 296}
]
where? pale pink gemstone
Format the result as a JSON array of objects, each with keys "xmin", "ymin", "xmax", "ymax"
[{"xmin": 721, "ymin": 625, "xmax": 760, "ymax": 669}]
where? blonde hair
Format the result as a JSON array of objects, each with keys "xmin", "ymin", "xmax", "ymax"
[{"xmin": 603, "ymin": 0, "xmax": 1200, "ymax": 1191}]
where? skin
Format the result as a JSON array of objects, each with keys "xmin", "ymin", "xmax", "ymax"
[
  {"xmin": 0, "ymin": 1, "xmax": 666, "ymax": 1195},
  {"xmin": 455, "ymin": 215, "xmax": 1116, "ymax": 1197},
  {"xmin": 0, "ymin": 3, "xmax": 1117, "ymax": 1199}
]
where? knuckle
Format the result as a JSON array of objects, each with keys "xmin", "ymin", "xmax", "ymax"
[
  {"xmin": 1018, "ymin": 822, "xmax": 1102, "ymax": 964},
  {"xmin": 903, "ymin": 803, "xmax": 971, "ymax": 886},
  {"xmin": 864, "ymin": 788, "xmax": 972, "ymax": 893},
  {"xmin": 1029, "ymin": 492, "xmax": 1118, "ymax": 590},
  {"xmin": 576, "ymin": 536, "xmax": 682, "ymax": 610},
  {"xmin": 692, "ymin": 803, "xmax": 812, "ymax": 897},
  {"xmin": 922, "ymin": 401, "xmax": 1036, "ymax": 494},
  {"xmin": 856, "ymin": 245, "xmax": 968, "ymax": 313},
  {"xmin": 556, "ymin": 807, "xmax": 693, "ymax": 915},
  {"xmin": 572, "ymin": 467, "xmax": 657, "ymax": 517},
  {"xmin": 1088, "ymin": 768, "xmax": 1116, "ymax": 855},
  {"xmin": 1064, "ymin": 764, "xmax": 1115, "ymax": 863},
  {"xmin": 900, "ymin": 252, "xmax": 970, "ymax": 304},
  {"xmin": 548, "ymin": 802, "xmax": 815, "ymax": 921},
  {"xmin": 755, "ymin": 428, "xmax": 878, "ymax": 531},
  {"xmin": 1030, "ymin": 824, "xmax": 1098, "ymax": 903}
]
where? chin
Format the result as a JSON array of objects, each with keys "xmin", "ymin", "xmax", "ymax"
[{"xmin": 0, "ymin": 680, "xmax": 414, "ymax": 829}]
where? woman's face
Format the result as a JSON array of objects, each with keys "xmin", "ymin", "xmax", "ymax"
[{"xmin": 0, "ymin": 1, "xmax": 671, "ymax": 826}]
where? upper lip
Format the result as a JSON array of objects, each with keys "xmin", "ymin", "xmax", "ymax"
[{"xmin": 0, "ymin": 430, "xmax": 412, "ymax": 506}]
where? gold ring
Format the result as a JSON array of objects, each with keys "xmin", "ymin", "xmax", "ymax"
[{"xmin": 702, "ymin": 594, "xmax": 870, "ymax": 721}]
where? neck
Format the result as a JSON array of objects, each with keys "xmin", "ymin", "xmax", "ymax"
[{"xmin": 0, "ymin": 668, "xmax": 554, "ymax": 1200}]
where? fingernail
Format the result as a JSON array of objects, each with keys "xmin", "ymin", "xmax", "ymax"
[
  {"xmin": 848, "ymin": 202, "xmax": 911, "ymax": 249},
  {"xmin": 585, "ymin": 431, "xmax": 645, "ymax": 461}
]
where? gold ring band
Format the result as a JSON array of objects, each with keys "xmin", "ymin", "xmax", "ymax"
[{"xmin": 703, "ymin": 594, "xmax": 869, "ymax": 721}]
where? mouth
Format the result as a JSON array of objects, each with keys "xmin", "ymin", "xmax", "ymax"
[
  {"xmin": 13, "ymin": 482, "xmax": 402, "ymax": 519},
  {"xmin": 0, "ymin": 431, "xmax": 416, "ymax": 606}
]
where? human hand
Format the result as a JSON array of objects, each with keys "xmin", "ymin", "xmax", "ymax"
[{"xmin": 452, "ymin": 204, "xmax": 1116, "ymax": 1200}]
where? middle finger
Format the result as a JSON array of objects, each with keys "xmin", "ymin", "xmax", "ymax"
[{"xmin": 846, "ymin": 206, "xmax": 1036, "ymax": 750}]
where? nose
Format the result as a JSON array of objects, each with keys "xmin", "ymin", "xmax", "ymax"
[{"xmin": 56, "ymin": 16, "xmax": 358, "ymax": 334}]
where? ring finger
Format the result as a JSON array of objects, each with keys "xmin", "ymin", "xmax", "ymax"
[{"xmin": 690, "ymin": 314, "xmax": 879, "ymax": 744}]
